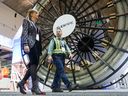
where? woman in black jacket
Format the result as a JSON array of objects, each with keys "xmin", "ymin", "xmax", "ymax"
[{"xmin": 17, "ymin": 9, "xmax": 45, "ymax": 95}]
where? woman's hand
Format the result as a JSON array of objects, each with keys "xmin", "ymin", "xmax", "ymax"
[
  {"xmin": 48, "ymin": 55, "xmax": 53, "ymax": 63},
  {"xmin": 24, "ymin": 45, "xmax": 30, "ymax": 53}
]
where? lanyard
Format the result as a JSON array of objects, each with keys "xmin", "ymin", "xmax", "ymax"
[{"xmin": 29, "ymin": 20, "xmax": 38, "ymax": 33}]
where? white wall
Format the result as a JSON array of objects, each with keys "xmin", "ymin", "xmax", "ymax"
[
  {"xmin": 0, "ymin": 35, "xmax": 12, "ymax": 48},
  {"xmin": 0, "ymin": 2, "xmax": 24, "ymax": 39},
  {"xmin": 0, "ymin": 2, "xmax": 24, "ymax": 49}
]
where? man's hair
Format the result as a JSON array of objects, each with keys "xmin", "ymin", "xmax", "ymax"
[{"xmin": 56, "ymin": 27, "xmax": 62, "ymax": 32}]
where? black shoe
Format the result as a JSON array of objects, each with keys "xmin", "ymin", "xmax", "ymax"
[
  {"xmin": 31, "ymin": 88, "xmax": 46, "ymax": 95},
  {"xmin": 17, "ymin": 81, "xmax": 26, "ymax": 94},
  {"xmin": 52, "ymin": 88, "xmax": 63, "ymax": 92},
  {"xmin": 68, "ymin": 83, "xmax": 79, "ymax": 92},
  {"xmin": 31, "ymin": 80, "xmax": 46, "ymax": 95}
]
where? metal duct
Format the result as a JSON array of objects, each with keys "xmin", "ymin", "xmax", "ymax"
[{"xmin": 30, "ymin": 0, "xmax": 128, "ymax": 89}]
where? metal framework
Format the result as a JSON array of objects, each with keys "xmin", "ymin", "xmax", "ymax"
[{"xmin": 22, "ymin": 0, "xmax": 128, "ymax": 89}]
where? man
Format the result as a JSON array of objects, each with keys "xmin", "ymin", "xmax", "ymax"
[{"xmin": 48, "ymin": 27, "xmax": 78, "ymax": 92}]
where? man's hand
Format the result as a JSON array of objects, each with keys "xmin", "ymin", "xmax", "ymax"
[
  {"xmin": 69, "ymin": 53, "xmax": 73, "ymax": 59},
  {"xmin": 48, "ymin": 55, "xmax": 53, "ymax": 63}
]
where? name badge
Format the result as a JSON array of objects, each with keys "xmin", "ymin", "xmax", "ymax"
[
  {"xmin": 36, "ymin": 34, "xmax": 39, "ymax": 41},
  {"xmin": 62, "ymin": 47, "xmax": 65, "ymax": 52}
]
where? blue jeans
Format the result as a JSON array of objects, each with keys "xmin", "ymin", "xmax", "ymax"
[{"xmin": 52, "ymin": 54, "xmax": 70, "ymax": 89}]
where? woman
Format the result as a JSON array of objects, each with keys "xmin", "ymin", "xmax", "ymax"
[{"xmin": 17, "ymin": 9, "xmax": 45, "ymax": 95}]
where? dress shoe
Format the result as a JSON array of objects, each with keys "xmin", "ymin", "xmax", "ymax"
[
  {"xmin": 17, "ymin": 81, "xmax": 26, "ymax": 94},
  {"xmin": 31, "ymin": 80, "xmax": 46, "ymax": 95}
]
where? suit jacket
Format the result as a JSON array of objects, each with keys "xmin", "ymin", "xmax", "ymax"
[{"xmin": 21, "ymin": 19, "xmax": 42, "ymax": 54}]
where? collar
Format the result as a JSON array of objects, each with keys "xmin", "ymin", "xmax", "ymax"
[{"xmin": 56, "ymin": 37, "xmax": 63, "ymax": 40}]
